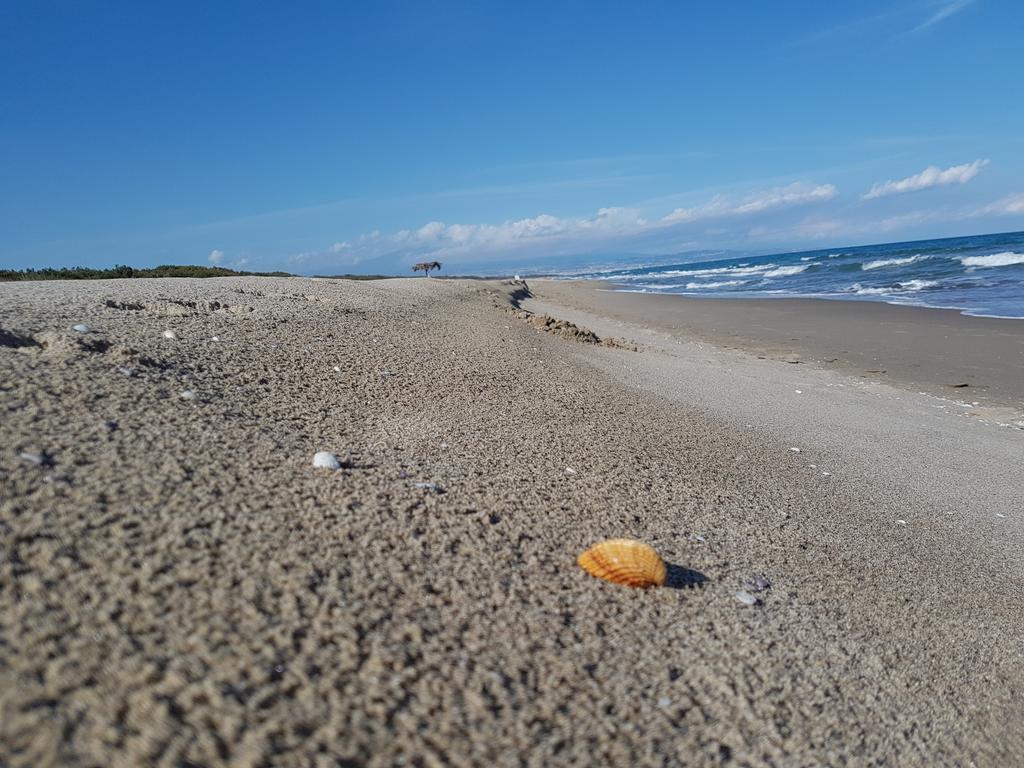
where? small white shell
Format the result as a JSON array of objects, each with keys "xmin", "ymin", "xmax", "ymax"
[
  {"xmin": 735, "ymin": 590, "xmax": 759, "ymax": 606},
  {"xmin": 72, "ymin": 324, "xmax": 91, "ymax": 333},
  {"xmin": 312, "ymin": 451, "xmax": 341, "ymax": 469},
  {"xmin": 180, "ymin": 390, "xmax": 197, "ymax": 400},
  {"xmin": 163, "ymin": 329, "xmax": 177, "ymax": 339}
]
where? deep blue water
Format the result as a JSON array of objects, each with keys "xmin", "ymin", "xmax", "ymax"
[{"xmin": 570, "ymin": 231, "xmax": 1024, "ymax": 319}]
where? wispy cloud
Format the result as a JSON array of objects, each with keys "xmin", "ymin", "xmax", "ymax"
[
  {"xmin": 207, "ymin": 249, "xmax": 225, "ymax": 264},
  {"xmin": 973, "ymin": 192, "xmax": 1024, "ymax": 216},
  {"xmin": 911, "ymin": 0, "xmax": 974, "ymax": 32},
  {"xmin": 863, "ymin": 159, "xmax": 988, "ymax": 200},
  {"xmin": 798, "ymin": 0, "xmax": 976, "ymax": 45},
  {"xmin": 662, "ymin": 183, "xmax": 838, "ymax": 223}
]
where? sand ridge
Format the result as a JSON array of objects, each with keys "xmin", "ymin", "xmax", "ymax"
[{"xmin": 1, "ymin": 276, "xmax": 1021, "ymax": 766}]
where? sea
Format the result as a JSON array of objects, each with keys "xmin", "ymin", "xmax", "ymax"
[{"xmin": 571, "ymin": 231, "xmax": 1024, "ymax": 319}]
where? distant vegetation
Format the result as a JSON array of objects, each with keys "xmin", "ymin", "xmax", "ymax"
[{"xmin": 0, "ymin": 264, "xmax": 292, "ymax": 282}]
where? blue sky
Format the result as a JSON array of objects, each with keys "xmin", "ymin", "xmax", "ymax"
[{"xmin": 2, "ymin": 0, "xmax": 1022, "ymax": 274}]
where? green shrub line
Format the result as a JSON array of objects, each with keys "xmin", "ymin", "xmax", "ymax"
[{"xmin": 0, "ymin": 265, "xmax": 293, "ymax": 281}]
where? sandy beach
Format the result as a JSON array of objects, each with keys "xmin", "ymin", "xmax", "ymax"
[{"xmin": 2, "ymin": 276, "xmax": 1022, "ymax": 767}]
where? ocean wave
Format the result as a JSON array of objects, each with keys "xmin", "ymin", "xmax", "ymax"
[
  {"xmin": 617, "ymin": 264, "xmax": 776, "ymax": 280},
  {"xmin": 960, "ymin": 251, "xmax": 1024, "ymax": 268},
  {"xmin": 861, "ymin": 254, "xmax": 930, "ymax": 271},
  {"xmin": 684, "ymin": 279, "xmax": 746, "ymax": 289},
  {"xmin": 850, "ymin": 279, "xmax": 938, "ymax": 295},
  {"xmin": 762, "ymin": 264, "xmax": 809, "ymax": 278}
]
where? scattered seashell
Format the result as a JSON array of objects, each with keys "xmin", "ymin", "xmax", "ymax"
[
  {"xmin": 789, "ymin": 447, "xmax": 801, "ymax": 453},
  {"xmin": 564, "ymin": 467, "xmax": 576, "ymax": 475},
  {"xmin": 413, "ymin": 481, "xmax": 444, "ymax": 493},
  {"xmin": 689, "ymin": 533, "xmax": 706, "ymax": 543},
  {"xmin": 657, "ymin": 697, "xmax": 672, "ymax": 708},
  {"xmin": 332, "ymin": 365, "xmax": 341, "ymax": 372},
  {"xmin": 745, "ymin": 574, "xmax": 771, "ymax": 592},
  {"xmin": 735, "ymin": 590, "xmax": 760, "ymax": 606},
  {"xmin": 312, "ymin": 451, "xmax": 341, "ymax": 469},
  {"xmin": 19, "ymin": 451, "xmax": 47, "ymax": 466},
  {"xmin": 577, "ymin": 538, "xmax": 667, "ymax": 588},
  {"xmin": 210, "ymin": 336, "xmax": 220, "ymax": 342},
  {"xmin": 896, "ymin": 519, "xmax": 907, "ymax": 525},
  {"xmin": 794, "ymin": 390, "xmax": 802, "ymax": 394},
  {"xmin": 162, "ymin": 329, "xmax": 177, "ymax": 339},
  {"xmin": 117, "ymin": 366, "xmax": 136, "ymax": 377},
  {"xmin": 72, "ymin": 324, "xmax": 92, "ymax": 333},
  {"xmin": 179, "ymin": 389, "xmax": 197, "ymax": 400}
]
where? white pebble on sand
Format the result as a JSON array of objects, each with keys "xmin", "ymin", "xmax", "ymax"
[
  {"xmin": 312, "ymin": 451, "xmax": 341, "ymax": 469},
  {"xmin": 180, "ymin": 390, "xmax": 197, "ymax": 400},
  {"xmin": 896, "ymin": 519, "xmax": 907, "ymax": 526},
  {"xmin": 72, "ymin": 323, "xmax": 92, "ymax": 333},
  {"xmin": 20, "ymin": 452, "xmax": 46, "ymax": 466},
  {"xmin": 735, "ymin": 591, "xmax": 760, "ymax": 606},
  {"xmin": 789, "ymin": 447, "xmax": 801, "ymax": 453},
  {"xmin": 163, "ymin": 329, "xmax": 177, "ymax": 339},
  {"xmin": 564, "ymin": 467, "xmax": 576, "ymax": 475},
  {"xmin": 210, "ymin": 336, "xmax": 220, "ymax": 342}
]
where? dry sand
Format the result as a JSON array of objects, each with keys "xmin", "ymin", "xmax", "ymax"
[{"xmin": 1, "ymin": 276, "xmax": 1022, "ymax": 767}]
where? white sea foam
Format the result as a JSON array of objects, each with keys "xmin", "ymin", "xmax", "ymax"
[
  {"xmin": 851, "ymin": 279, "xmax": 938, "ymax": 295},
  {"xmin": 960, "ymin": 251, "xmax": 1024, "ymax": 268},
  {"xmin": 861, "ymin": 254, "xmax": 929, "ymax": 270},
  {"xmin": 684, "ymin": 279, "xmax": 746, "ymax": 289},
  {"xmin": 762, "ymin": 264, "xmax": 809, "ymax": 278},
  {"xmin": 851, "ymin": 284, "xmax": 892, "ymax": 295},
  {"xmin": 613, "ymin": 264, "xmax": 776, "ymax": 281},
  {"xmin": 899, "ymin": 279, "xmax": 939, "ymax": 291}
]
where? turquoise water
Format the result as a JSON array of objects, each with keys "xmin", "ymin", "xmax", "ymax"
[{"xmin": 572, "ymin": 231, "xmax": 1024, "ymax": 319}]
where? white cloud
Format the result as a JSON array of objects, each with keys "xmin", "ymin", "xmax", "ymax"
[
  {"xmin": 207, "ymin": 249, "xmax": 225, "ymax": 264},
  {"xmin": 972, "ymin": 193, "xmax": 1024, "ymax": 216},
  {"xmin": 391, "ymin": 206, "xmax": 649, "ymax": 257},
  {"xmin": 863, "ymin": 159, "xmax": 988, "ymax": 200},
  {"xmin": 662, "ymin": 183, "xmax": 837, "ymax": 223}
]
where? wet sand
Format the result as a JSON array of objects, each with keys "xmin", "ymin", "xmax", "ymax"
[
  {"xmin": 1, "ymin": 276, "xmax": 1022, "ymax": 767},
  {"xmin": 530, "ymin": 279, "xmax": 1024, "ymax": 412}
]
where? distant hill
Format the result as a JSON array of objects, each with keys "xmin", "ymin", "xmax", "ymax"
[{"xmin": 0, "ymin": 265, "xmax": 293, "ymax": 281}]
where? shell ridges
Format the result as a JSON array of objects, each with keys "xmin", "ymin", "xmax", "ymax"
[{"xmin": 577, "ymin": 538, "xmax": 667, "ymax": 588}]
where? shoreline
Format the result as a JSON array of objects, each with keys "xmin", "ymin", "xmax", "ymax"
[{"xmin": 529, "ymin": 279, "xmax": 1024, "ymax": 415}]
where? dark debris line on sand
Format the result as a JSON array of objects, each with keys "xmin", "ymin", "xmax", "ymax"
[{"xmin": 0, "ymin": 277, "xmax": 1021, "ymax": 767}]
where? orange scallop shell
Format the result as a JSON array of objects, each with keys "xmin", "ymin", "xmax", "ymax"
[{"xmin": 577, "ymin": 538, "xmax": 667, "ymax": 588}]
